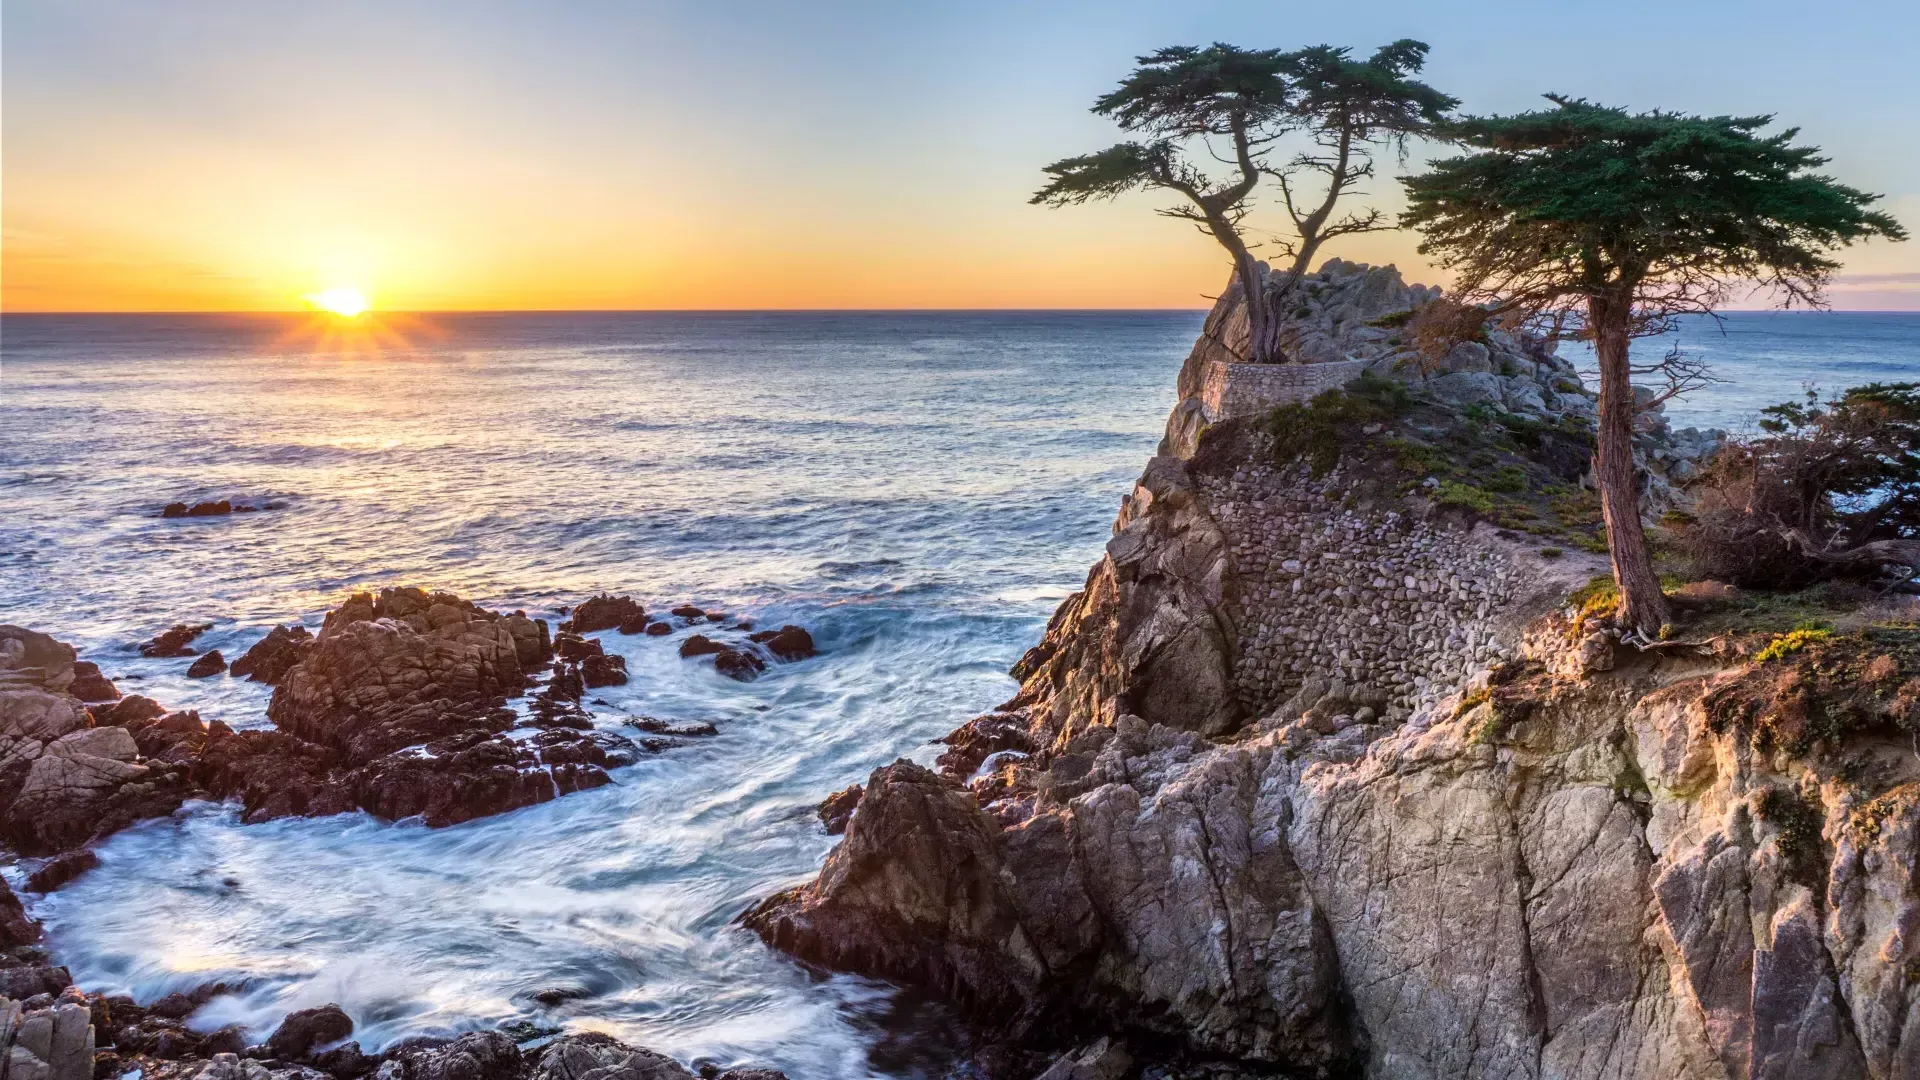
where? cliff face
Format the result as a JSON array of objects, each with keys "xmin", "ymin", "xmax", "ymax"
[{"xmin": 746, "ymin": 270, "xmax": 1918, "ymax": 1079}]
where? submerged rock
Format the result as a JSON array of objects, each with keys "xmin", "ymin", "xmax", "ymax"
[
  {"xmin": 561, "ymin": 594, "xmax": 646, "ymax": 636},
  {"xmin": 139, "ymin": 624, "xmax": 212, "ymax": 658},
  {"xmin": 747, "ymin": 626, "xmax": 815, "ymax": 662},
  {"xmin": 186, "ymin": 651, "xmax": 227, "ymax": 678}
]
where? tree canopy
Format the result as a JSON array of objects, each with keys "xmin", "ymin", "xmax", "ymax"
[
  {"xmin": 1402, "ymin": 96, "xmax": 1907, "ymax": 635},
  {"xmin": 1033, "ymin": 40, "xmax": 1452, "ymax": 362},
  {"xmin": 1401, "ymin": 96, "xmax": 1906, "ymax": 325}
]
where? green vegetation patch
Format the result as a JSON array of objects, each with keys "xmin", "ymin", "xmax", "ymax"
[
  {"xmin": 1703, "ymin": 626, "xmax": 1920, "ymax": 757},
  {"xmin": 1258, "ymin": 375, "xmax": 1605, "ymax": 548}
]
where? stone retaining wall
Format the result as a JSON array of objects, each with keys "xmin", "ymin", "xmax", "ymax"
[
  {"xmin": 1196, "ymin": 454, "xmax": 1524, "ymax": 720},
  {"xmin": 1198, "ymin": 358, "xmax": 1369, "ymax": 423}
]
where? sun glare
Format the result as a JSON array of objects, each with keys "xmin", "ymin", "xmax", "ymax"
[{"xmin": 307, "ymin": 286, "xmax": 370, "ymax": 317}]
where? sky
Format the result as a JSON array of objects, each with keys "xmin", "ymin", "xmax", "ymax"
[{"xmin": 3, "ymin": 0, "xmax": 1917, "ymax": 312}]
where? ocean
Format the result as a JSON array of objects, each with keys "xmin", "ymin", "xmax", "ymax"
[{"xmin": 3, "ymin": 309, "xmax": 1918, "ymax": 1077}]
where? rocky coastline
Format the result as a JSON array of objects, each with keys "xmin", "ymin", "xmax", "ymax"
[
  {"xmin": 2, "ymin": 588, "xmax": 816, "ymax": 1080},
  {"xmin": 740, "ymin": 265, "xmax": 1920, "ymax": 1078}
]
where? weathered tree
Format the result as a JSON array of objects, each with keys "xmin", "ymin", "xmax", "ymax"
[
  {"xmin": 1264, "ymin": 41, "xmax": 1456, "ymax": 294},
  {"xmin": 1033, "ymin": 44, "xmax": 1291, "ymax": 359},
  {"xmin": 1034, "ymin": 41, "xmax": 1453, "ymax": 364},
  {"xmin": 1403, "ymin": 96, "xmax": 1906, "ymax": 636}
]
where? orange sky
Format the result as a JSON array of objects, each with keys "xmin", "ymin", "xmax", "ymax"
[{"xmin": 4, "ymin": 4, "xmax": 1913, "ymax": 313}]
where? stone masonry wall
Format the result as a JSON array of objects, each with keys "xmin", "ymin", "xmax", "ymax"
[
  {"xmin": 1196, "ymin": 452, "xmax": 1526, "ymax": 722},
  {"xmin": 1197, "ymin": 358, "xmax": 1370, "ymax": 423}
]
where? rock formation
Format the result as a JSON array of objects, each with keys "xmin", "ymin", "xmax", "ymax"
[
  {"xmin": 0, "ymin": 589, "xmax": 648, "ymax": 853},
  {"xmin": 747, "ymin": 263, "xmax": 1916, "ymax": 1078}
]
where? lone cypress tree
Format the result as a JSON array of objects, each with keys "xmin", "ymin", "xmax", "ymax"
[
  {"xmin": 1032, "ymin": 44, "xmax": 1292, "ymax": 359},
  {"xmin": 1403, "ymin": 97, "xmax": 1906, "ymax": 636},
  {"xmin": 1033, "ymin": 41, "xmax": 1450, "ymax": 363}
]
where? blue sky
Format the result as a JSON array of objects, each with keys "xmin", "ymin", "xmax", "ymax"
[{"xmin": 5, "ymin": 0, "xmax": 1916, "ymax": 309}]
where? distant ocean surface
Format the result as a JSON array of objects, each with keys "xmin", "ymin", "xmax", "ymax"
[{"xmin": 2, "ymin": 309, "xmax": 1918, "ymax": 1078}]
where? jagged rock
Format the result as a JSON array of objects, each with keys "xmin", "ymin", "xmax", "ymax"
[
  {"xmin": 186, "ymin": 651, "xmax": 227, "ymax": 678},
  {"xmin": 743, "ymin": 760, "xmax": 1054, "ymax": 1018},
  {"xmin": 230, "ymin": 626, "xmax": 314, "ymax": 684},
  {"xmin": 64, "ymin": 663, "xmax": 118, "ymax": 704},
  {"xmin": 561, "ymin": 596, "xmax": 646, "ymax": 635},
  {"xmin": 816, "ymin": 784, "xmax": 862, "ymax": 835},
  {"xmin": 266, "ymin": 1005, "xmax": 352, "ymax": 1060},
  {"xmin": 1, "ymin": 878, "xmax": 41, "ymax": 948},
  {"xmin": 528, "ymin": 1032, "xmax": 693, "ymax": 1080},
  {"xmin": 746, "ymin": 626, "xmax": 815, "ymax": 662},
  {"xmin": 269, "ymin": 589, "xmax": 533, "ymax": 760},
  {"xmin": 395, "ymin": 1031, "xmax": 522, "ymax": 1080},
  {"xmin": 140, "ymin": 624, "xmax": 213, "ymax": 658},
  {"xmin": 0, "ymin": 992, "xmax": 95, "ymax": 1080},
  {"xmin": 24, "ymin": 851, "xmax": 98, "ymax": 893},
  {"xmin": 0, "ymin": 627, "xmax": 76, "ymax": 694},
  {"xmin": 678, "ymin": 636, "xmax": 764, "ymax": 681}
]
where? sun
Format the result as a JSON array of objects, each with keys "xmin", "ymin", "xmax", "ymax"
[{"xmin": 306, "ymin": 286, "xmax": 369, "ymax": 317}]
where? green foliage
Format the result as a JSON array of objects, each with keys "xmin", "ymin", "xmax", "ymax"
[
  {"xmin": 1433, "ymin": 480, "xmax": 1497, "ymax": 514},
  {"xmin": 1539, "ymin": 547, "xmax": 1564, "ymax": 558},
  {"xmin": 1757, "ymin": 625, "xmax": 1836, "ymax": 663},
  {"xmin": 1264, "ymin": 374, "xmax": 1412, "ymax": 473},
  {"xmin": 1754, "ymin": 784, "xmax": 1828, "ymax": 889},
  {"xmin": 1401, "ymin": 96, "xmax": 1907, "ymax": 321}
]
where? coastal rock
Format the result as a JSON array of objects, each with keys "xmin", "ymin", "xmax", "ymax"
[
  {"xmin": 743, "ymin": 760, "xmax": 1052, "ymax": 1018},
  {"xmin": 678, "ymin": 636, "xmax": 765, "ymax": 681},
  {"xmin": 747, "ymin": 626, "xmax": 815, "ymax": 662},
  {"xmin": 669, "ymin": 606, "xmax": 706, "ymax": 620},
  {"xmin": 186, "ymin": 651, "xmax": 227, "ymax": 678},
  {"xmin": 64, "ymin": 662, "xmax": 119, "ymax": 704},
  {"xmin": 0, "ymin": 992, "xmax": 95, "ymax": 1080},
  {"xmin": 528, "ymin": 1032, "xmax": 694, "ymax": 1080},
  {"xmin": 140, "ymin": 624, "xmax": 212, "ymax": 658},
  {"xmin": 816, "ymin": 784, "xmax": 862, "ymax": 835},
  {"xmin": 266, "ymin": 1005, "xmax": 353, "ymax": 1061},
  {"xmin": 230, "ymin": 626, "xmax": 314, "ymax": 684},
  {"xmin": 269, "ymin": 589, "xmax": 534, "ymax": 760},
  {"xmin": 560, "ymin": 595, "xmax": 646, "ymax": 635},
  {"xmin": 0, "ymin": 627, "xmax": 77, "ymax": 694},
  {"xmin": 24, "ymin": 851, "xmax": 98, "ymax": 893}
]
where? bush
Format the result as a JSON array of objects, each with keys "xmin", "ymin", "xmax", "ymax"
[
  {"xmin": 1678, "ymin": 383, "xmax": 1920, "ymax": 588},
  {"xmin": 1264, "ymin": 374, "xmax": 1413, "ymax": 473}
]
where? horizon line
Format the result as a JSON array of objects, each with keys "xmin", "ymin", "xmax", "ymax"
[{"xmin": 5, "ymin": 305, "xmax": 1920, "ymax": 318}]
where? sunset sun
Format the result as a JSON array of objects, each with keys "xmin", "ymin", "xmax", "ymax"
[{"xmin": 307, "ymin": 286, "xmax": 369, "ymax": 317}]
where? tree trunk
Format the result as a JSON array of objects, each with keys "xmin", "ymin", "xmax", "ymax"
[
  {"xmin": 1589, "ymin": 291, "xmax": 1670, "ymax": 637},
  {"xmin": 1235, "ymin": 250, "xmax": 1273, "ymax": 363}
]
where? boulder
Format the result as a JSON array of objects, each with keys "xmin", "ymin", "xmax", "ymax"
[
  {"xmin": 528, "ymin": 1032, "xmax": 693, "ymax": 1080},
  {"xmin": 230, "ymin": 626, "xmax": 315, "ymax": 684},
  {"xmin": 266, "ymin": 1005, "xmax": 353, "ymax": 1060},
  {"xmin": 561, "ymin": 595, "xmax": 646, "ymax": 635},
  {"xmin": 817, "ymin": 784, "xmax": 863, "ymax": 835},
  {"xmin": 743, "ymin": 761, "xmax": 1051, "ymax": 1018},
  {"xmin": 24, "ymin": 850, "xmax": 98, "ymax": 893},
  {"xmin": 186, "ymin": 651, "xmax": 227, "ymax": 678},
  {"xmin": 139, "ymin": 624, "xmax": 212, "ymax": 658},
  {"xmin": 669, "ymin": 606, "xmax": 706, "ymax": 620},
  {"xmin": 747, "ymin": 626, "xmax": 815, "ymax": 662},
  {"xmin": 677, "ymin": 636, "xmax": 724, "ymax": 659},
  {"xmin": 642, "ymin": 622, "xmax": 672, "ymax": 637},
  {"xmin": 65, "ymin": 662, "xmax": 119, "ymax": 704},
  {"xmin": 0, "ymin": 627, "xmax": 76, "ymax": 694},
  {"xmin": 1424, "ymin": 371, "xmax": 1504, "ymax": 408},
  {"xmin": 393, "ymin": 1031, "xmax": 521, "ymax": 1080},
  {"xmin": 187, "ymin": 500, "xmax": 233, "ymax": 517}
]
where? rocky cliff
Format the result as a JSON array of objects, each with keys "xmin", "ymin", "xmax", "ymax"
[{"xmin": 746, "ymin": 266, "xmax": 1920, "ymax": 1079}]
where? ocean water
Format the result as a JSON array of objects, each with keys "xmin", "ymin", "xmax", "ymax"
[{"xmin": 2, "ymin": 309, "xmax": 1918, "ymax": 1078}]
